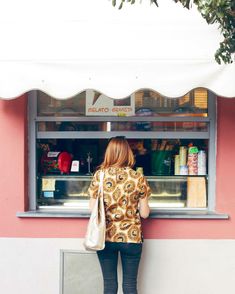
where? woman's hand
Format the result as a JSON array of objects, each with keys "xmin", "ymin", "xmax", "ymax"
[{"xmin": 139, "ymin": 197, "xmax": 150, "ymax": 219}]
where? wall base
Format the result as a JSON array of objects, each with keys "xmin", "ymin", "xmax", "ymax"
[{"xmin": 0, "ymin": 238, "xmax": 234, "ymax": 294}]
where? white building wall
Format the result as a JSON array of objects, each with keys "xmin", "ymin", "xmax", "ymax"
[{"xmin": 0, "ymin": 238, "xmax": 234, "ymax": 294}]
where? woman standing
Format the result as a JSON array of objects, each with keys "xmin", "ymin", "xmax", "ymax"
[{"xmin": 88, "ymin": 137, "xmax": 151, "ymax": 294}]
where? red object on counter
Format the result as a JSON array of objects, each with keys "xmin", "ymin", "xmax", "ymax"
[
  {"xmin": 41, "ymin": 151, "xmax": 72, "ymax": 174},
  {"xmin": 58, "ymin": 152, "xmax": 72, "ymax": 174}
]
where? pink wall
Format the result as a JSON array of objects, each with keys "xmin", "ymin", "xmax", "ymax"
[{"xmin": 0, "ymin": 95, "xmax": 235, "ymax": 239}]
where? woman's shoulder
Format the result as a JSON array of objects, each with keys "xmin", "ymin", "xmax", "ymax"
[
  {"xmin": 125, "ymin": 167, "xmax": 143, "ymax": 180},
  {"xmin": 96, "ymin": 166, "xmax": 143, "ymax": 180},
  {"xmin": 92, "ymin": 169, "xmax": 102, "ymax": 180}
]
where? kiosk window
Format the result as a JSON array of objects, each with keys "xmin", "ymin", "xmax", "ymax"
[{"xmin": 28, "ymin": 88, "xmax": 216, "ymax": 213}]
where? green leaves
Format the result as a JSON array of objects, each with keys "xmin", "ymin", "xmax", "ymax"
[
  {"xmin": 194, "ymin": 0, "xmax": 235, "ymax": 63},
  {"xmin": 112, "ymin": 0, "xmax": 159, "ymax": 8},
  {"xmin": 111, "ymin": 0, "xmax": 235, "ymax": 64}
]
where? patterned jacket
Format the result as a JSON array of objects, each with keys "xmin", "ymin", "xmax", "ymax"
[{"xmin": 88, "ymin": 167, "xmax": 151, "ymax": 243}]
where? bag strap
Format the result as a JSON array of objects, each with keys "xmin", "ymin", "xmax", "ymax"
[{"xmin": 98, "ymin": 170, "xmax": 105, "ymax": 199}]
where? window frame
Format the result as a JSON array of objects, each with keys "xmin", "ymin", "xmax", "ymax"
[{"xmin": 26, "ymin": 90, "xmax": 220, "ymax": 217}]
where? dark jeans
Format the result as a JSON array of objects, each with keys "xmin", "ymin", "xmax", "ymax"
[{"xmin": 97, "ymin": 242, "xmax": 143, "ymax": 294}]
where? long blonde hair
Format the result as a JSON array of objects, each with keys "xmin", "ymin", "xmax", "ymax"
[{"xmin": 100, "ymin": 137, "xmax": 135, "ymax": 169}]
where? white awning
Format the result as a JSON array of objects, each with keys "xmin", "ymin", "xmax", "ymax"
[{"xmin": 0, "ymin": 0, "xmax": 234, "ymax": 99}]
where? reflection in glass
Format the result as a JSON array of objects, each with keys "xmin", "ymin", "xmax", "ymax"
[
  {"xmin": 37, "ymin": 91, "xmax": 86, "ymax": 117},
  {"xmin": 37, "ymin": 88, "xmax": 208, "ymax": 118},
  {"xmin": 37, "ymin": 121, "xmax": 208, "ymax": 132}
]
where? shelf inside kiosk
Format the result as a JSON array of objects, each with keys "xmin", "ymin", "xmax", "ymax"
[{"xmin": 37, "ymin": 138, "xmax": 208, "ymax": 210}]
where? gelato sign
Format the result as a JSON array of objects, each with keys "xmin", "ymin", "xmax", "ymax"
[{"xmin": 86, "ymin": 90, "xmax": 135, "ymax": 116}]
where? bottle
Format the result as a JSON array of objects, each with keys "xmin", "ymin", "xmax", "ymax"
[{"xmin": 80, "ymin": 157, "xmax": 86, "ymax": 174}]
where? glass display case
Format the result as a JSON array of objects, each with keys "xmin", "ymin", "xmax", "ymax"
[
  {"xmin": 37, "ymin": 175, "xmax": 91, "ymax": 210},
  {"xmin": 37, "ymin": 174, "xmax": 207, "ymax": 210}
]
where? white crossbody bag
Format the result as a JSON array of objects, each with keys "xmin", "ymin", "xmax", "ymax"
[{"xmin": 84, "ymin": 171, "xmax": 106, "ymax": 251}]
